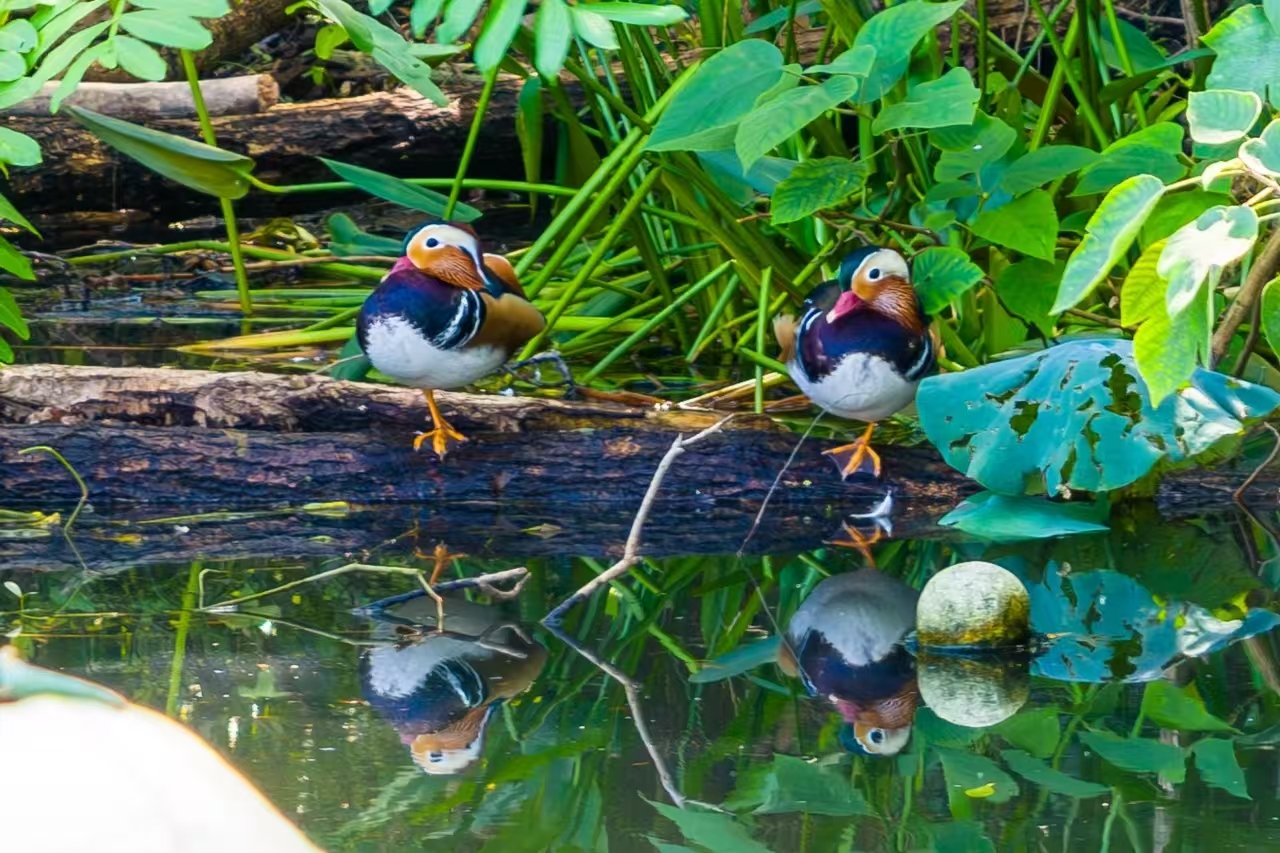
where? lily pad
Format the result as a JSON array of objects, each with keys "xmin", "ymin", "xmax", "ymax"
[{"xmin": 917, "ymin": 338, "xmax": 1280, "ymax": 495}]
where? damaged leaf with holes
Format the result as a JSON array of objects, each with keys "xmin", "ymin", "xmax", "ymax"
[{"xmin": 916, "ymin": 339, "xmax": 1280, "ymax": 496}]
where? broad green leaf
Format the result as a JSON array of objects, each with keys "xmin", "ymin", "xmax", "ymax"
[
  {"xmin": 0, "ymin": 333, "xmax": 11, "ymax": 362},
  {"xmin": 734, "ymin": 76, "xmax": 857, "ymax": 172},
  {"xmin": 647, "ymin": 41, "xmax": 784, "ymax": 152},
  {"xmin": 939, "ymin": 492, "xmax": 1109, "ymax": 541},
  {"xmin": 585, "ymin": 2, "xmax": 687, "ymax": 25},
  {"xmin": 1099, "ymin": 16, "xmax": 1166, "ymax": 72},
  {"xmin": 1140, "ymin": 681, "xmax": 1237, "ymax": 732},
  {"xmin": 911, "ymin": 245, "xmax": 985, "ymax": 314},
  {"xmin": 1158, "ymin": 205, "xmax": 1257, "ymax": 315},
  {"xmin": 409, "ymin": 0, "xmax": 445, "ymax": 37},
  {"xmin": 319, "ymin": 157, "xmax": 481, "ymax": 221},
  {"xmin": 850, "ymin": 0, "xmax": 964, "ymax": 101},
  {"xmin": 436, "ymin": 0, "xmax": 483, "ymax": 44},
  {"xmin": 1073, "ymin": 122, "xmax": 1184, "ymax": 195},
  {"xmin": 970, "ymin": 189, "xmax": 1059, "ymax": 261},
  {"xmin": 1239, "ymin": 117, "xmax": 1280, "ymax": 177},
  {"xmin": 1268, "ymin": 0, "xmax": 1280, "ymax": 34},
  {"xmin": 119, "ymin": 11, "xmax": 213, "ymax": 49},
  {"xmin": 753, "ymin": 754, "xmax": 872, "ymax": 816},
  {"xmin": 769, "ymin": 157, "xmax": 868, "ymax": 223},
  {"xmin": 1078, "ymin": 729, "xmax": 1186, "ymax": 782},
  {"xmin": 1052, "ymin": 174, "xmax": 1164, "ymax": 313},
  {"xmin": 918, "ymin": 339, "xmax": 1280, "ymax": 494},
  {"xmin": 689, "ymin": 636, "xmax": 781, "ymax": 683},
  {"xmin": 1262, "ymin": 277, "xmax": 1280, "ymax": 357},
  {"xmin": 932, "ymin": 114, "xmax": 1017, "ymax": 182},
  {"xmin": 994, "ymin": 707, "xmax": 1061, "ymax": 759},
  {"xmin": 1192, "ymin": 739, "xmax": 1251, "ymax": 799},
  {"xmin": 370, "ymin": 42, "xmax": 447, "ymax": 106},
  {"xmin": 0, "ymin": 285, "xmax": 28, "ymax": 338},
  {"xmin": 67, "ymin": 106, "xmax": 252, "ymax": 199},
  {"xmin": 648, "ymin": 799, "xmax": 771, "ymax": 853},
  {"xmin": 571, "ymin": 7, "xmax": 619, "ymax": 49},
  {"xmin": 369, "ymin": 0, "xmax": 394, "ymax": 12},
  {"xmin": 1120, "ymin": 239, "xmax": 1166, "ymax": 326},
  {"xmin": 473, "ymin": 0, "xmax": 525, "ymax": 73},
  {"xmin": 1203, "ymin": 6, "xmax": 1280, "ymax": 106},
  {"xmin": 130, "ymin": 0, "xmax": 227, "ymax": 14},
  {"xmin": 1001, "ymin": 749, "xmax": 1109, "ymax": 798},
  {"xmin": 0, "ymin": 50, "xmax": 23, "ymax": 82},
  {"xmin": 933, "ymin": 822, "xmax": 995, "ymax": 853},
  {"xmin": 698, "ymin": 150, "xmax": 797, "ymax": 202},
  {"xmin": 936, "ymin": 748, "xmax": 1019, "ymax": 804},
  {"xmin": 314, "ymin": 24, "xmax": 348, "ymax": 60},
  {"xmin": 325, "ymin": 212, "xmax": 401, "ymax": 257},
  {"xmin": 747, "ymin": 0, "xmax": 823, "ymax": 33},
  {"xmin": 312, "ymin": 0, "xmax": 448, "ymax": 105},
  {"xmin": 1134, "ymin": 281, "xmax": 1206, "ymax": 406},
  {"xmin": 113, "ymin": 35, "xmax": 167, "ymax": 81},
  {"xmin": 32, "ymin": 1, "xmax": 107, "ymax": 65},
  {"xmin": 1187, "ymin": 89, "xmax": 1262, "ymax": 144},
  {"xmin": 516, "ymin": 76, "xmax": 543, "ymax": 212},
  {"xmin": 0, "ymin": 127, "xmax": 39, "ymax": 166},
  {"xmin": 0, "ymin": 191, "xmax": 36, "ymax": 234},
  {"xmin": 994, "ymin": 258, "xmax": 1060, "ymax": 335},
  {"xmin": 0, "ymin": 19, "xmax": 38, "ymax": 52},
  {"xmin": 0, "ymin": 235, "xmax": 33, "ymax": 280},
  {"xmin": 999, "ymin": 145, "xmax": 1100, "ymax": 196},
  {"xmin": 49, "ymin": 42, "xmax": 106, "ymax": 113},
  {"xmin": 871, "ymin": 67, "xmax": 978, "ymax": 133},
  {"xmin": 1140, "ymin": 190, "xmax": 1234, "ymax": 248},
  {"xmin": 534, "ymin": 0, "xmax": 572, "ymax": 79},
  {"xmin": 805, "ymin": 43, "xmax": 875, "ymax": 76}
]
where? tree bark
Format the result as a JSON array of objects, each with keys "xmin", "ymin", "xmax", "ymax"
[{"xmin": 3, "ymin": 76, "xmax": 279, "ymax": 119}]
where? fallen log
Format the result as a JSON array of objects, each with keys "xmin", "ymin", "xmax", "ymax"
[{"xmin": 3, "ymin": 76, "xmax": 280, "ymax": 119}]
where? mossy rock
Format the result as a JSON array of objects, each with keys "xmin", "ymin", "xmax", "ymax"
[
  {"xmin": 918, "ymin": 652, "xmax": 1030, "ymax": 728},
  {"xmin": 916, "ymin": 561, "xmax": 1030, "ymax": 648}
]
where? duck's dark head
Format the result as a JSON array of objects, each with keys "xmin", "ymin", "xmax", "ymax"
[
  {"xmin": 401, "ymin": 220, "xmax": 487, "ymax": 291},
  {"xmin": 828, "ymin": 246, "xmax": 922, "ymax": 334}
]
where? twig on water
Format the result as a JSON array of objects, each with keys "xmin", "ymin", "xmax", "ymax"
[
  {"xmin": 17, "ymin": 445, "xmax": 88, "ymax": 573},
  {"xmin": 541, "ymin": 416, "xmax": 733, "ymax": 625}
]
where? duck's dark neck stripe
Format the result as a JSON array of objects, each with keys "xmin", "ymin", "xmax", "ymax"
[{"xmin": 432, "ymin": 289, "xmax": 484, "ymax": 349}]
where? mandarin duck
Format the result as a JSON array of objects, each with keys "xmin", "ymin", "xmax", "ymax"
[
  {"xmin": 779, "ymin": 569, "xmax": 920, "ymax": 756},
  {"xmin": 774, "ymin": 245, "xmax": 937, "ymax": 479},
  {"xmin": 357, "ymin": 221, "xmax": 547, "ymax": 458},
  {"xmin": 359, "ymin": 591, "xmax": 546, "ymax": 775}
]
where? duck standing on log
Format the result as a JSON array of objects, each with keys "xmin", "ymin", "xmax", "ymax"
[
  {"xmin": 774, "ymin": 245, "xmax": 937, "ymax": 479},
  {"xmin": 356, "ymin": 221, "xmax": 547, "ymax": 458}
]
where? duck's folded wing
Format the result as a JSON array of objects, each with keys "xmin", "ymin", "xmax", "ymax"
[
  {"xmin": 472, "ymin": 292, "xmax": 547, "ymax": 353},
  {"xmin": 773, "ymin": 313, "xmax": 798, "ymax": 364}
]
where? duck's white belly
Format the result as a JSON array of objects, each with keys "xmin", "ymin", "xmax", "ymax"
[
  {"xmin": 790, "ymin": 352, "xmax": 918, "ymax": 423},
  {"xmin": 364, "ymin": 315, "xmax": 505, "ymax": 390}
]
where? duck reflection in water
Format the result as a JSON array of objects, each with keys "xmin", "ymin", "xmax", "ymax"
[
  {"xmin": 779, "ymin": 569, "xmax": 920, "ymax": 756},
  {"xmin": 358, "ymin": 591, "xmax": 547, "ymax": 775}
]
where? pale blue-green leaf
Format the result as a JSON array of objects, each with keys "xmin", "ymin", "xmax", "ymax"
[
  {"xmin": 932, "ymin": 113, "xmax": 1017, "ymax": 181},
  {"xmin": 1099, "ymin": 16, "xmax": 1166, "ymax": 72},
  {"xmin": 734, "ymin": 76, "xmax": 857, "ymax": 172},
  {"xmin": 936, "ymin": 747, "xmax": 1020, "ymax": 803},
  {"xmin": 119, "ymin": 11, "xmax": 213, "ymax": 49},
  {"xmin": 1262, "ymin": 278, "xmax": 1280, "ymax": 357},
  {"xmin": 534, "ymin": 0, "xmax": 572, "ymax": 78},
  {"xmin": 370, "ymin": 43, "xmax": 447, "ymax": 106},
  {"xmin": 769, "ymin": 156, "xmax": 868, "ymax": 223},
  {"xmin": 1141, "ymin": 681, "xmax": 1237, "ymax": 732},
  {"xmin": 409, "ymin": 0, "xmax": 445, "ymax": 37},
  {"xmin": 320, "ymin": 157, "xmax": 481, "ymax": 221},
  {"xmin": 0, "ymin": 126, "xmax": 39, "ymax": 166},
  {"xmin": 32, "ymin": 1, "xmax": 107, "ymax": 65},
  {"xmin": 1267, "ymin": 0, "xmax": 1280, "ymax": 35},
  {"xmin": 571, "ymin": 7, "xmax": 619, "ymax": 49},
  {"xmin": 1052, "ymin": 174, "xmax": 1164, "ymax": 313},
  {"xmin": 1158, "ymin": 205, "xmax": 1257, "ymax": 315},
  {"xmin": 1203, "ymin": 6, "xmax": 1280, "ymax": 106},
  {"xmin": 473, "ymin": 0, "xmax": 526, "ymax": 73},
  {"xmin": 1239, "ymin": 117, "xmax": 1280, "ymax": 177},
  {"xmin": 646, "ymin": 41, "xmax": 784, "ymax": 152},
  {"xmin": 1140, "ymin": 190, "xmax": 1234, "ymax": 248},
  {"xmin": 113, "ymin": 35, "xmax": 167, "ymax": 81},
  {"xmin": 1187, "ymin": 89, "xmax": 1262, "ymax": 144},
  {"xmin": 912, "ymin": 245, "xmax": 985, "ymax": 313},
  {"xmin": 969, "ymin": 189, "xmax": 1059, "ymax": 261},
  {"xmin": 130, "ymin": 0, "xmax": 227, "ymax": 14},
  {"xmin": 689, "ymin": 636, "xmax": 781, "ymax": 683},
  {"xmin": 805, "ymin": 42, "xmax": 875, "ymax": 76},
  {"xmin": 939, "ymin": 492, "xmax": 1109, "ymax": 541},
  {"xmin": 1001, "ymin": 749, "xmax": 1109, "ymax": 797},
  {"xmin": 918, "ymin": 339, "xmax": 1280, "ymax": 494},
  {"xmin": 697, "ymin": 150, "xmax": 797, "ymax": 204},
  {"xmin": 851, "ymin": 0, "xmax": 965, "ymax": 101},
  {"xmin": 994, "ymin": 258, "xmax": 1060, "ymax": 335},
  {"xmin": 0, "ymin": 19, "xmax": 38, "ymax": 52},
  {"xmin": 871, "ymin": 66, "xmax": 977, "ymax": 133},
  {"xmin": 1079, "ymin": 729, "xmax": 1186, "ymax": 782},
  {"xmin": 1192, "ymin": 739, "xmax": 1251, "ymax": 799},
  {"xmin": 754, "ymin": 754, "xmax": 873, "ymax": 816},
  {"xmin": 648, "ymin": 799, "xmax": 772, "ymax": 853},
  {"xmin": 1073, "ymin": 122, "xmax": 1184, "ymax": 195},
  {"xmin": 0, "ymin": 50, "xmax": 23, "ymax": 82},
  {"xmin": 585, "ymin": 2, "xmax": 687, "ymax": 25},
  {"xmin": 746, "ymin": 0, "xmax": 822, "ymax": 33},
  {"xmin": 999, "ymin": 145, "xmax": 1099, "ymax": 195},
  {"xmin": 436, "ymin": 0, "xmax": 483, "ymax": 43}
]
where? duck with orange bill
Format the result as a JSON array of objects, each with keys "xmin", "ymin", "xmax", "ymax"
[
  {"xmin": 775, "ymin": 245, "xmax": 938, "ymax": 480},
  {"xmin": 356, "ymin": 221, "xmax": 548, "ymax": 458},
  {"xmin": 779, "ymin": 569, "xmax": 920, "ymax": 756}
]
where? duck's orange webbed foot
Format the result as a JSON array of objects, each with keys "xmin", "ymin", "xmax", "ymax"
[
  {"xmin": 414, "ymin": 390, "xmax": 469, "ymax": 458},
  {"xmin": 825, "ymin": 521, "xmax": 884, "ymax": 566},
  {"xmin": 822, "ymin": 424, "xmax": 881, "ymax": 479}
]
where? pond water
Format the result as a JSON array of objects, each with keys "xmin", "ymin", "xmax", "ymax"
[{"xmin": 5, "ymin": 503, "xmax": 1280, "ymax": 852}]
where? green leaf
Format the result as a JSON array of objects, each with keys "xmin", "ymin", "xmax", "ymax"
[
  {"xmin": 516, "ymin": 76, "xmax": 543, "ymax": 211},
  {"xmin": 319, "ymin": 157, "xmax": 481, "ymax": 221},
  {"xmin": 409, "ymin": 0, "xmax": 445, "ymax": 37},
  {"xmin": 1099, "ymin": 16, "xmax": 1166, "ymax": 72},
  {"xmin": 1267, "ymin": 0, "xmax": 1280, "ymax": 34},
  {"xmin": 1000, "ymin": 749, "xmax": 1109, "ymax": 798},
  {"xmin": 314, "ymin": 0, "xmax": 447, "ymax": 104},
  {"xmin": 1078, "ymin": 729, "xmax": 1186, "ymax": 782},
  {"xmin": 1140, "ymin": 681, "xmax": 1237, "ymax": 732},
  {"xmin": 1120, "ymin": 239, "xmax": 1166, "ymax": 326},
  {"xmin": 584, "ymin": 2, "xmax": 687, "ymax": 25},
  {"xmin": 473, "ymin": 0, "xmax": 526, "ymax": 73},
  {"xmin": 571, "ymin": 7, "xmax": 619, "ymax": 49},
  {"xmin": 49, "ymin": 42, "xmax": 106, "ymax": 113},
  {"xmin": 534, "ymin": 0, "xmax": 572, "ymax": 78},
  {"xmin": 314, "ymin": 24, "xmax": 348, "ymax": 60},
  {"xmin": 747, "ymin": 0, "xmax": 822, "ymax": 34},
  {"xmin": 1158, "ymin": 205, "xmax": 1257, "ymax": 315},
  {"xmin": 936, "ymin": 748, "xmax": 1020, "ymax": 803},
  {"xmin": 325, "ymin": 212, "xmax": 401, "ymax": 257},
  {"xmin": 734, "ymin": 76, "xmax": 857, "ymax": 172},
  {"xmin": 1134, "ymin": 283, "xmax": 1206, "ymax": 406},
  {"xmin": 67, "ymin": 105, "xmax": 252, "ymax": 199},
  {"xmin": 0, "ymin": 235, "xmax": 33, "ymax": 280},
  {"xmin": 0, "ymin": 333, "xmax": 12, "ymax": 362},
  {"xmin": 436, "ymin": 0, "xmax": 483, "ymax": 43},
  {"xmin": 1073, "ymin": 122, "xmax": 1184, "ymax": 196},
  {"xmin": 1262, "ymin": 277, "xmax": 1280, "ymax": 357},
  {"xmin": 1239, "ymin": 117, "xmax": 1280, "ymax": 177},
  {"xmin": 805, "ymin": 43, "xmax": 875, "ymax": 76},
  {"xmin": 999, "ymin": 145, "xmax": 1100, "ymax": 196},
  {"xmin": 871, "ymin": 67, "xmax": 978, "ymax": 133},
  {"xmin": 1203, "ymin": 6, "xmax": 1280, "ymax": 107},
  {"xmin": 648, "ymin": 799, "xmax": 771, "ymax": 853},
  {"xmin": 0, "ymin": 19, "xmax": 38, "ymax": 52},
  {"xmin": 994, "ymin": 258, "xmax": 1060, "ymax": 335},
  {"xmin": 912, "ymin": 245, "xmax": 985, "ymax": 314},
  {"xmin": 0, "ymin": 285, "xmax": 28, "ymax": 338},
  {"xmin": 939, "ymin": 492, "xmax": 1109, "ymax": 541},
  {"xmin": 0, "ymin": 191, "xmax": 37, "ymax": 234},
  {"xmin": 647, "ymin": 40, "xmax": 784, "ymax": 152},
  {"xmin": 994, "ymin": 707, "xmax": 1061, "ymax": 759},
  {"xmin": 970, "ymin": 189, "xmax": 1059, "ymax": 261},
  {"xmin": 689, "ymin": 636, "xmax": 781, "ymax": 683},
  {"xmin": 850, "ymin": 0, "xmax": 965, "ymax": 101},
  {"xmin": 1187, "ymin": 89, "xmax": 1262, "ymax": 144},
  {"xmin": 113, "ymin": 35, "xmax": 167, "ymax": 81},
  {"xmin": 0, "ymin": 127, "xmax": 40, "ymax": 166},
  {"xmin": 1140, "ymin": 190, "xmax": 1235, "ymax": 248},
  {"xmin": 932, "ymin": 113, "xmax": 1017, "ymax": 182},
  {"xmin": 1052, "ymin": 174, "xmax": 1164, "ymax": 313},
  {"xmin": 918, "ymin": 339, "xmax": 1280, "ymax": 494},
  {"xmin": 0, "ymin": 50, "xmax": 24, "ymax": 82},
  {"xmin": 753, "ymin": 755, "xmax": 872, "ymax": 816},
  {"xmin": 1192, "ymin": 739, "xmax": 1251, "ymax": 799},
  {"xmin": 119, "ymin": 11, "xmax": 213, "ymax": 49},
  {"xmin": 130, "ymin": 0, "xmax": 228, "ymax": 15},
  {"xmin": 769, "ymin": 157, "xmax": 869, "ymax": 224}
]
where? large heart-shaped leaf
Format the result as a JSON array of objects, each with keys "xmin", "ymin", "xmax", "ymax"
[
  {"xmin": 1203, "ymin": 6, "xmax": 1280, "ymax": 107},
  {"xmin": 320, "ymin": 158, "xmax": 481, "ymax": 221},
  {"xmin": 917, "ymin": 338, "xmax": 1280, "ymax": 495},
  {"xmin": 1140, "ymin": 681, "xmax": 1236, "ymax": 732},
  {"xmin": 1192, "ymin": 739, "xmax": 1251, "ymax": 799},
  {"xmin": 67, "ymin": 106, "xmax": 253, "ymax": 198},
  {"xmin": 1158, "ymin": 205, "xmax": 1257, "ymax": 315},
  {"xmin": 848, "ymin": 0, "xmax": 964, "ymax": 101},
  {"xmin": 969, "ymin": 189, "xmax": 1059, "ymax": 261},
  {"xmin": 1000, "ymin": 749, "xmax": 1108, "ymax": 798},
  {"xmin": 911, "ymin": 245, "xmax": 985, "ymax": 314},
  {"xmin": 871, "ymin": 66, "xmax": 978, "ymax": 133},
  {"xmin": 999, "ymin": 145, "xmax": 1099, "ymax": 196},
  {"xmin": 769, "ymin": 157, "xmax": 868, "ymax": 223},
  {"xmin": 751, "ymin": 755, "xmax": 872, "ymax": 816},
  {"xmin": 994, "ymin": 258, "xmax": 1060, "ymax": 335},
  {"xmin": 735, "ymin": 76, "xmax": 858, "ymax": 171},
  {"xmin": 932, "ymin": 113, "xmax": 1017, "ymax": 182},
  {"xmin": 1072, "ymin": 122, "xmax": 1184, "ymax": 196},
  {"xmin": 1078, "ymin": 730, "xmax": 1186, "ymax": 782},
  {"xmin": 1187, "ymin": 89, "xmax": 1263, "ymax": 144}
]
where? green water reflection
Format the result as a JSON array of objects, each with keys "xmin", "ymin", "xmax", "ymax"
[{"xmin": 6, "ymin": 506, "xmax": 1280, "ymax": 852}]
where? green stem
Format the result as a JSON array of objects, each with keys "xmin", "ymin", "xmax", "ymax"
[
  {"xmin": 445, "ymin": 65, "xmax": 500, "ymax": 221},
  {"xmin": 1100, "ymin": 0, "xmax": 1148, "ymax": 129},
  {"xmin": 754, "ymin": 267, "xmax": 772, "ymax": 414},
  {"xmin": 1029, "ymin": 4, "xmax": 1110, "ymax": 146},
  {"xmin": 1028, "ymin": 14, "xmax": 1080, "ymax": 151},
  {"xmin": 165, "ymin": 562, "xmax": 200, "ymax": 717},
  {"xmin": 179, "ymin": 48, "xmax": 252, "ymax": 316}
]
